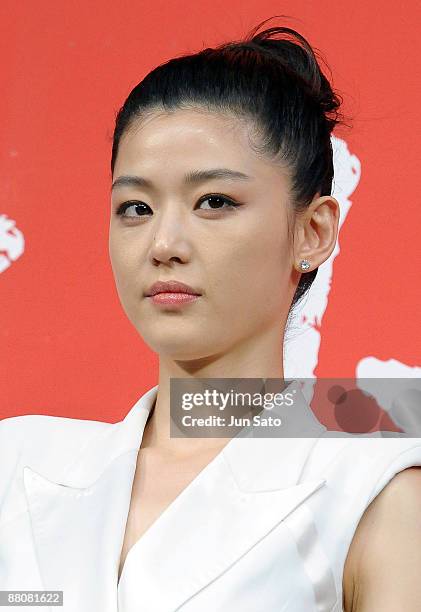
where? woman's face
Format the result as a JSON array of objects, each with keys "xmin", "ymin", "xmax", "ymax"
[{"xmin": 109, "ymin": 108, "xmax": 297, "ymax": 361}]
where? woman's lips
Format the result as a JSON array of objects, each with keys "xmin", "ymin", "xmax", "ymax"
[{"xmin": 148, "ymin": 292, "xmax": 201, "ymax": 306}]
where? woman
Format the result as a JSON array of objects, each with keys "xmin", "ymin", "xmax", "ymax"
[{"xmin": 1, "ymin": 17, "xmax": 421, "ymax": 612}]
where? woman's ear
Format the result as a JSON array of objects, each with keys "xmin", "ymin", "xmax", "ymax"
[{"xmin": 293, "ymin": 195, "xmax": 340, "ymax": 272}]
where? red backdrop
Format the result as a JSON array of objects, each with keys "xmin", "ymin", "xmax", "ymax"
[{"xmin": 1, "ymin": 1, "xmax": 420, "ymax": 422}]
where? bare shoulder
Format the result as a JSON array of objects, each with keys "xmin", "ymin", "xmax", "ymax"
[{"xmin": 343, "ymin": 466, "xmax": 421, "ymax": 611}]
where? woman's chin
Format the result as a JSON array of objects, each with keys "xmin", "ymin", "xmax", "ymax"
[{"xmin": 147, "ymin": 337, "xmax": 228, "ymax": 364}]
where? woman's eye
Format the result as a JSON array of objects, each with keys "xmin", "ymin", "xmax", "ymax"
[
  {"xmin": 196, "ymin": 195, "xmax": 240, "ymax": 211},
  {"xmin": 115, "ymin": 195, "xmax": 240, "ymax": 219},
  {"xmin": 115, "ymin": 201, "xmax": 151, "ymax": 218}
]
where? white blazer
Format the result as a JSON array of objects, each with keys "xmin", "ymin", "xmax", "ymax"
[{"xmin": 1, "ymin": 380, "xmax": 421, "ymax": 612}]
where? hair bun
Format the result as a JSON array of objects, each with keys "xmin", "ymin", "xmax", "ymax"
[{"xmin": 245, "ymin": 23, "xmax": 342, "ymax": 131}]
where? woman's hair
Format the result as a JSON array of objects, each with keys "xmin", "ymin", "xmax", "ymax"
[{"xmin": 111, "ymin": 16, "xmax": 345, "ymax": 315}]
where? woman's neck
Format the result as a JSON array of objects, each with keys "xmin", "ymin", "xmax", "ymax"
[{"xmin": 142, "ymin": 332, "xmax": 285, "ymax": 457}]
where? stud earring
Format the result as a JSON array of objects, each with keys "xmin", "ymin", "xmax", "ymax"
[{"xmin": 299, "ymin": 259, "xmax": 311, "ymax": 271}]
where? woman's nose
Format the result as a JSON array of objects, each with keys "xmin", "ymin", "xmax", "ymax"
[{"xmin": 148, "ymin": 220, "xmax": 191, "ymax": 266}]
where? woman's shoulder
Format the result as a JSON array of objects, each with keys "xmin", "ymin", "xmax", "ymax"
[
  {"xmin": 0, "ymin": 414, "xmax": 113, "ymax": 524},
  {"xmin": 0, "ymin": 412, "xmax": 112, "ymax": 522},
  {"xmin": 298, "ymin": 434, "xmax": 421, "ymax": 608},
  {"xmin": 0, "ymin": 411, "xmax": 113, "ymax": 460},
  {"xmin": 0, "ymin": 411, "xmax": 111, "ymax": 436},
  {"xmin": 305, "ymin": 434, "xmax": 421, "ymax": 518},
  {"xmin": 0, "ymin": 412, "xmax": 111, "ymax": 460},
  {"xmin": 308, "ymin": 433, "xmax": 421, "ymax": 486},
  {"xmin": 342, "ymin": 459, "xmax": 421, "ymax": 610}
]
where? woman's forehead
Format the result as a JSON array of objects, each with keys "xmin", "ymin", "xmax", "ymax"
[
  {"xmin": 120, "ymin": 108, "xmax": 252, "ymax": 153},
  {"xmin": 114, "ymin": 108, "xmax": 288, "ymax": 184}
]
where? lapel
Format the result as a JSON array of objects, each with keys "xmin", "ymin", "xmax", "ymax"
[{"xmin": 22, "ymin": 380, "xmax": 327, "ymax": 612}]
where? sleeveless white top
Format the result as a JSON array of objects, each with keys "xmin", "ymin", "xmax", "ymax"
[
  {"xmin": 2, "ymin": 381, "xmax": 419, "ymax": 612},
  {"xmin": 116, "ymin": 385, "xmax": 421, "ymax": 612}
]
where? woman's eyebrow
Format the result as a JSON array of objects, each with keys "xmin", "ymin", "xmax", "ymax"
[{"xmin": 111, "ymin": 168, "xmax": 253, "ymax": 192}]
